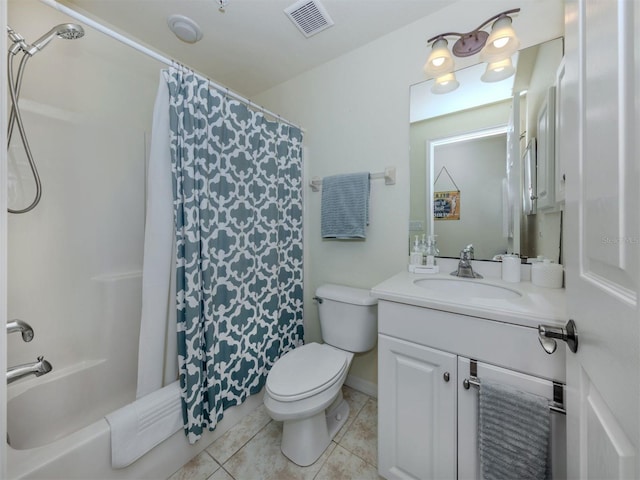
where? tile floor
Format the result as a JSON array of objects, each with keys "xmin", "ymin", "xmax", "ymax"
[{"xmin": 168, "ymin": 386, "xmax": 381, "ymax": 480}]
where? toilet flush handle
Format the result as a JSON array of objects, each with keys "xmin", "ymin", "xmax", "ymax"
[{"xmin": 312, "ymin": 296, "xmax": 323, "ymax": 304}]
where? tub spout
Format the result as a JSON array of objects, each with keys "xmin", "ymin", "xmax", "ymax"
[
  {"xmin": 7, "ymin": 319, "xmax": 34, "ymax": 342},
  {"xmin": 7, "ymin": 356, "xmax": 52, "ymax": 384}
]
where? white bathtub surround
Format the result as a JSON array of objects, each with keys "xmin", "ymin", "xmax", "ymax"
[
  {"xmin": 7, "ymin": 385, "xmax": 264, "ymax": 480},
  {"xmin": 137, "ymin": 72, "xmax": 177, "ymax": 400},
  {"xmin": 106, "ymin": 381, "xmax": 182, "ymax": 468}
]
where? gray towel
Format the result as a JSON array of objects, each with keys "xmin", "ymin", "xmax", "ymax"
[
  {"xmin": 479, "ymin": 380, "xmax": 551, "ymax": 480},
  {"xmin": 321, "ymin": 172, "xmax": 370, "ymax": 239}
]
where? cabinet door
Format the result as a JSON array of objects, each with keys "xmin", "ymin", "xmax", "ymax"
[
  {"xmin": 457, "ymin": 358, "xmax": 566, "ymax": 480},
  {"xmin": 378, "ymin": 334, "xmax": 456, "ymax": 480}
]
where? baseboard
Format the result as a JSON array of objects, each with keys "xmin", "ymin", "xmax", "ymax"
[{"xmin": 344, "ymin": 374, "xmax": 377, "ymax": 398}]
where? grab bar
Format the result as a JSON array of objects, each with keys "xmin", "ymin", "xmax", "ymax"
[{"xmin": 462, "ymin": 359, "xmax": 566, "ymax": 415}]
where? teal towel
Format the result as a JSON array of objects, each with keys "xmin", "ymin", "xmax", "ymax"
[
  {"xmin": 479, "ymin": 380, "xmax": 551, "ymax": 480},
  {"xmin": 321, "ymin": 172, "xmax": 370, "ymax": 239}
]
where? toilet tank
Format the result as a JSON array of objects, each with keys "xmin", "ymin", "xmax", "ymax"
[{"xmin": 315, "ymin": 284, "xmax": 378, "ymax": 353}]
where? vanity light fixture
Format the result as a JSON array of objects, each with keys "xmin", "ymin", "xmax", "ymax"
[
  {"xmin": 481, "ymin": 57, "xmax": 516, "ymax": 83},
  {"xmin": 424, "ymin": 8, "xmax": 520, "ymax": 92},
  {"xmin": 424, "ymin": 38, "xmax": 455, "ymax": 78},
  {"xmin": 432, "ymin": 72, "xmax": 460, "ymax": 95}
]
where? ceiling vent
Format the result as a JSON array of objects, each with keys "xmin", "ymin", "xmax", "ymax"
[{"xmin": 284, "ymin": 0, "xmax": 334, "ymax": 38}]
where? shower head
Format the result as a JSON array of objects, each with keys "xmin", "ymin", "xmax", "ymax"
[{"xmin": 30, "ymin": 23, "xmax": 85, "ymax": 54}]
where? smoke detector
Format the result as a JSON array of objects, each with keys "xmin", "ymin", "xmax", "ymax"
[
  {"xmin": 167, "ymin": 15, "xmax": 203, "ymax": 44},
  {"xmin": 284, "ymin": 0, "xmax": 334, "ymax": 38}
]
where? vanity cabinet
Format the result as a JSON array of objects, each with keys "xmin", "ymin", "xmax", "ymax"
[{"xmin": 377, "ymin": 299, "xmax": 566, "ymax": 480}]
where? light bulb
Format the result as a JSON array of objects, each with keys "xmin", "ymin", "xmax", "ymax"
[{"xmin": 493, "ymin": 36, "xmax": 509, "ymax": 49}]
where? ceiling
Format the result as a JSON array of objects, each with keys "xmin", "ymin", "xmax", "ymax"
[{"xmin": 62, "ymin": 0, "xmax": 452, "ymax": 97}]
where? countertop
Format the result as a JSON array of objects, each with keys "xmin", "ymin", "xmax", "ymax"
[{"xmin": 371, "ymin": 266, "xmax": 567, "ymax": 329}]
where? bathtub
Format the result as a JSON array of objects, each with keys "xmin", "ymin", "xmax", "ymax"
[{"xmin": 6, "ymin": 359, "xmax": 264, "ymax": 479}]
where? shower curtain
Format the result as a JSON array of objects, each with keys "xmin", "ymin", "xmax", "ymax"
[{"xmin": 158, "ymin": 66, "xmax": 304, "ymax": 443}]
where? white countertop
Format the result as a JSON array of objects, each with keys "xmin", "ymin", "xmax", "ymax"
[{"xmin": 371, "ymin": 266, "xmax": 567, "ymax": 329}]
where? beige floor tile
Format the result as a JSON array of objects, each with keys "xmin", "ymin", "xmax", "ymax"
[
  {"xmin": 338, "ymin": 398, "xmax": 378, "ymax": 466},
  {"xmin": 334, "ymin": 386, "xmax": 370, "ymax": 442},
  {"xmin": 315, "ymin": 445, "xmax": 381, "ymax": 480},
  {"xmin": 223, "ymin": 421, "xmax": 336, "ymax": 480},
  {"xmin": 207, "ymin": 467, "xmax": 235, "ymax": 480},
  {"xmin": 168, "ymin": 451, "xmax": 220, "ymax": 480},
  {"xmin": 206, "ymin": 404, "xmax": 272, "ymax": 464}
]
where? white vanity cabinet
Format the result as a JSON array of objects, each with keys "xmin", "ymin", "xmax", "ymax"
[{"xmin": 377, "ymin": 299, "xmax": 566, "ymax": 480}]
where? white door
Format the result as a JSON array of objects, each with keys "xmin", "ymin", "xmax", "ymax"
[{"xmin": 563, "ymin": 0, "xmax": 640, "ymax": 477}]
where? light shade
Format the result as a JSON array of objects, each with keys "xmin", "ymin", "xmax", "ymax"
[
  {"xmin": 479, "ymin": 15, "xmax": 520, "ymax": 62},
  {"xmin": 424, "ymin": 38, "xmax": 455, "ymax": 78},
  {"xmin": 481, "ymin": 57, "xmax": 515, "ymax": 82},
  {"xmin": 431, "ymin": 72, "xmax": 459, "ymax": 94}
]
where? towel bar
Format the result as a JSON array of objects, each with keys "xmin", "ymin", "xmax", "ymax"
[
  {"xmin": 309, "ymin": 167, "xmax": 396, "ymax": 192},
  {"xmin": 463, "ymin": 376, "xmax": 567, "ymax": 415}
]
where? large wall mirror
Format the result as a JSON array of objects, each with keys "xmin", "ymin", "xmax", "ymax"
[{"xmin": 409, "ymin": 37, "xmax": 564, "ymax": 262}]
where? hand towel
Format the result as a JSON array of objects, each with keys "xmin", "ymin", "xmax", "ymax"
[
  {"xmin": 321, "ymin": 172, "xmax": 370, "ymax": 239},
  {"xmin": 479, "ymin": 380, "xmax": 551, "ymax": 480},
  {"xmin": 105, "ymin": 381, "xmax": 183, "ymax": 469}
]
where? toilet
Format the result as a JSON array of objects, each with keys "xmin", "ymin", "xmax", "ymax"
[{"xmin": 263, "ymin": 284, "xmax": 378, "ymax": 466}]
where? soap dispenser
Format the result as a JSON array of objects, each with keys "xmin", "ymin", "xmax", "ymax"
[
  {"xmin": 425, "ymin": 235, "xmax": 438, "ymax": 267},
  {"xmin": 410, "ymin": 235, "xmax": 423, "ymax": 266}
]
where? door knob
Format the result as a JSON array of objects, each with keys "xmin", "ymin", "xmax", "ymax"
[
  {"xmin": 443, "ymin": 372, "xmax": 450, "ymax": 382},
  {"xmin": 538, "ymin": 319, "xmax": 578, "ymax": 354}
]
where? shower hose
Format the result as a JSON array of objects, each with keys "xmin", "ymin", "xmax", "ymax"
[{"xmin": 7, "ymin": 47, "xmax": 43, "ymax": 214}]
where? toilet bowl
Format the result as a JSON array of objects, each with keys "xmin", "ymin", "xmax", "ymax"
[{"xmin": 263, "ymin": 284, "xmax": 378, "ymax": 466}]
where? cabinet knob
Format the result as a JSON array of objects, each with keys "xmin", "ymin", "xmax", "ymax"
[{"xmin": 443, "ymin": 372, "xmax": 450, "ymax": 382}]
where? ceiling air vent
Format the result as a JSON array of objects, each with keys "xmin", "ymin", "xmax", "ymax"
[{"xmin": 284, "ymin": 0, "xmax": 334, "ymax": 38}]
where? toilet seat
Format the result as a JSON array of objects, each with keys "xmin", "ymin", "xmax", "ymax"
[{"xmin": 266, "ymin": 343, "xmax": 348, "ymax": 402}]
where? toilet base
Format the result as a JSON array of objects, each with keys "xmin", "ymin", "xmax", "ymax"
[{"xmin": 281, "ymin": 396, "xmax": 350, "ymax": 467}]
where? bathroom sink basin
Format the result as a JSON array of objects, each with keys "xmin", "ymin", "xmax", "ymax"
[{"xmin": 413, "ymin": 278, "xmax": 522, "ymax": 300}]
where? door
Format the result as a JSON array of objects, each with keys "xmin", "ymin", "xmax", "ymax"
[
  {"xmin": 563, "ymin": 0, "xmax": 640, "ymax": 477},
  {"xmin": 378, "ymin": 334, "xmax": 456, "ymax": 480}
]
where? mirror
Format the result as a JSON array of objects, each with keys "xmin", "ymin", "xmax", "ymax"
[{"xmin": 409, "ymin": 37, "xmax": 564, "ymax": 262}]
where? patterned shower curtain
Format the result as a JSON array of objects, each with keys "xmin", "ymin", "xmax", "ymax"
[{"xmin": 165, "ymin": 66, "xmax": 304, "ymax": 443}]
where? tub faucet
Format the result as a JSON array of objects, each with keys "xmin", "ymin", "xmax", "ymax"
[
  {"xmin": 451, "ymin": 244, "xmax": 483, "ymax": 279},
  {"xmin": 7, "ymin": 319, "xmax": 34, "ymax": 342},
  {"xmin": 7, "ymin": 356, "xmax": 52, "ymax": 384}
]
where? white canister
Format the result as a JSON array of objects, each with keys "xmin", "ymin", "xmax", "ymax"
[
  {"xmin": 531, "ymin": 260, "xmax": 564, "ymax": 288},
  {"xmin": 501, "ymin": 254, "xmax": 521, "ymax": 283}
]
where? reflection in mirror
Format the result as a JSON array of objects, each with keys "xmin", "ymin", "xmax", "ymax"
[{"xmin": 409, "ymin": 37, "xmax": 564, "ymax": 262}]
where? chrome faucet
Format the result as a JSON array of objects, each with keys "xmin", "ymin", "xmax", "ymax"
[
  {"xmin": 451, "ymin": 244, "xmax": 483, "ymax": 279},
  {"xmin": 7, "ymin": 356, "xmax": 52, "ymax": 384},
  {"xmin": 7, "ymin": 319, "xmax": 34, "ymax": 342}
]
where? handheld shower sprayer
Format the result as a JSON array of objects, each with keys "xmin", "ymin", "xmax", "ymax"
[
  {"xmin": 5, "ymin": 23, "xmax": 85, "ymax": 214},
  {"xmin": 31, "ymin": 23, "xmax": 85, "ymax": 54}
]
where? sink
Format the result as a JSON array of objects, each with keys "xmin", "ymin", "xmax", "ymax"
[{"xmin": 413, "ymin": 278, "xmax": 522, "ymax": 300}]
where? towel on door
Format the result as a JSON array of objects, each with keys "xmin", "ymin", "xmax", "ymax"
[
  {"xmin": 479, "ymin": 380, "xmax": 551, "ymax": 480},
  {"xmin": 321, "ymin": 172, "xmax": 370, "ymax": 239}
]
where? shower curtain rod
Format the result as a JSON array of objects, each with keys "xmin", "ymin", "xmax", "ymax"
[{"xmin": 38, "ymin": 0, "xmax": 304, "ymax": 132}]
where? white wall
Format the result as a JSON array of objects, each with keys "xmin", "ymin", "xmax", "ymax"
[
  {"xmin": 6, "ymin": 0, "xmax": 161, "ymax": 375},
  {"xmin": 254, "ymin": 0, "xmax": 564, "ymax": 384}
]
